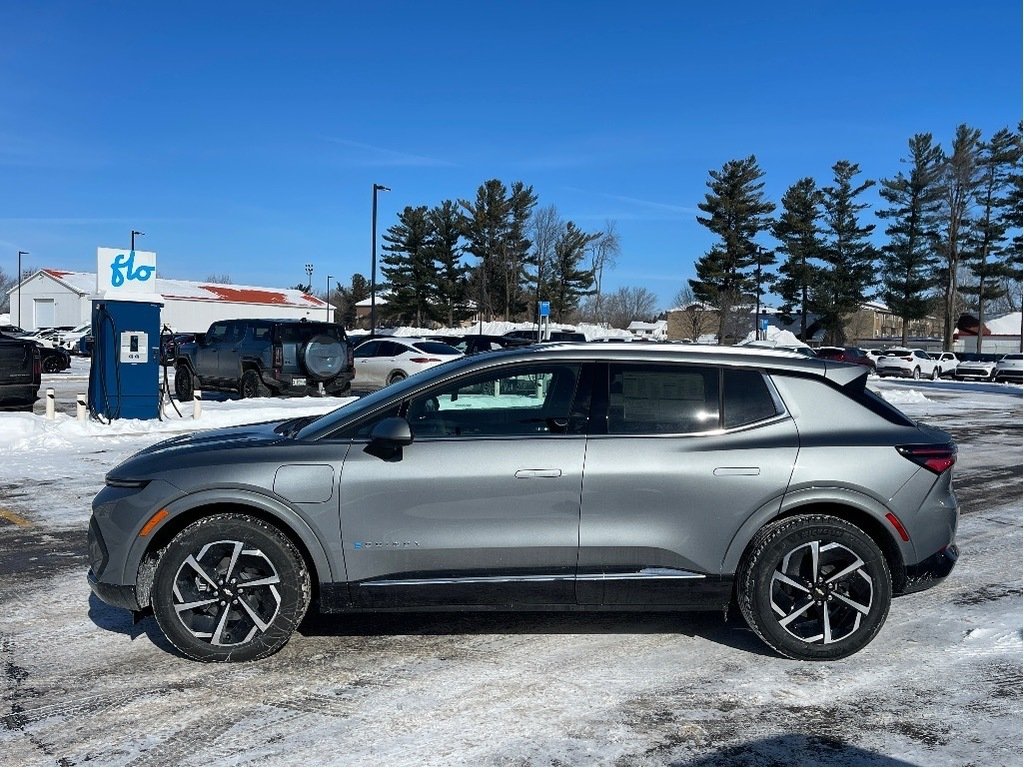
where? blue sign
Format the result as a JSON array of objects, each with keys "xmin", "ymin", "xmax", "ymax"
[
  {"xmin": 760, "ymin": 318, "xmax": 769, "ymax": 331},
  {"xmin": 539, "ymin": 301, "xmax": 550, "ymax": 318}
]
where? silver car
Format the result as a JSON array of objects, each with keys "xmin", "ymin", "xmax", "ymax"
[{"xmin": 88, "ymin": 344, "xmax": 959, "ymax": 662}]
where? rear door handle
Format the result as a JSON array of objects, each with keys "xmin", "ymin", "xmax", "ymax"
[
  {"xmin": 713, "ymin": 467, "xmax": 760, "ymax": 476},
  {"xmin": 515, "ymin": 469, "xmax": 563, "ymax": 479}
]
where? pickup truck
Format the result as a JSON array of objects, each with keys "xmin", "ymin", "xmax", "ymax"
[
  {"xmin": 0, "ymin": 331, "xmax": 42, "ymax": 410},
  {"xmin": 173, "ymin": 318, "xmax": 354, "ymax": 401}
]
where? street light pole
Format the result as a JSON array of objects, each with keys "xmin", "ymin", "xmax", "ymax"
[
  {"xmin": 304, "ymin": 263, "xmax": 313, "ymax": 295},
  {"xmin": 326, "ymin": 274, "xmax": 333, "ymax": 322},
  {"xmin": 371, "ymin": 183, "xmax": 390, "ymax": 336},
  {"xmin": 754, "ymin": 245, "xmax": 764, "ymax": 341},
  {"xmin": 16, "ymin": 250, "xmax": 28, "ymax": 328},
  {"xmin": 131, "ymin": 230, "xmax": 144, "ymax": 251}
]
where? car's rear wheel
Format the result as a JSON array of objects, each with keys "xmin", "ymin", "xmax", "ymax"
[
  {"xmin": 151, "ymin": 514, "xmax": 311, "ymax": 662},
  {"xmin": 240, "ymin": 369, "xmax": 271, "ymax": 399},
  {"xmin": 42, "ymin": 356, "xmax": 60, "ymax": 373},
  {"xmin": 737, "ymin": 515, "xmax": 892, "ymax": 661},
  {"xmin": 912, "ymin": 367, "xmax": 921, "ymax": 380},
  {"xmin": 387, "ymin": 370, "xmax": 407, "ymax": 385},
  {"xmin": 930, "ymin": 367, "xmax": 939, "ymax": 380},
  {"xmin": 174, "ymin": 365, "xmax": 195, "ymax": 402}
]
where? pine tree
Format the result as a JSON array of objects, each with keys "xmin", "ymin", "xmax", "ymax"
[
  {"xmin": 502, "ymin": 181, "xmax": 538, "ymax": 320},
  {"xmin": 460, "ymin": 180, "xmax": 511, "ymax": 322},
  {"xmin": 937, "ymin": 125, "xmax": 983, "ymax": 349},
  {"xmin": 690, "ymin": 155, "xmax": 775, "ymax": 343},
  {"xmin": 548, "ymin": 221, "xmax": 597, "ymax": 321},
  {"xmin": 771, "ymin": 177, "xmax": 823, "ymax": 338},
  {"xmin": 960, "ymin": 127, "xmax": 1022, "ymax": 352},
  {"xmin": 815, "ymin": 161, "xmax": 877, "ymax": 344},
  {"xmin": 426, "ymin": 200, "xmax": 471, "ymax": 327},
  {"xmin": 877, "ymin": 135, "xmax": 945, "ymax": 346},
  {"xmin": 380, "ymin": 205, "xmax": 434, "ymax": 327}
]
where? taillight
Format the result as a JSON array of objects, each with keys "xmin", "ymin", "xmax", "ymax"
[
  {"xmin": 33, "ymin": 356, "xmax": 41, "ymax": 382},
  {"xmin": 896, "ymin": 444, "xmax": 957, "ymax": 474},
  {"xmin": 272, "ymin": 344, "xmax": 283, "ymax": 368},
  {"xmin": 409, "ymin": 357, "xmax": 440, "ymax": 364}
]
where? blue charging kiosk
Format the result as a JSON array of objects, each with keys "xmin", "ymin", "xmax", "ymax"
[{"xmin": 88, "ymin": 297, "xmax": 163, "ymax": 420}]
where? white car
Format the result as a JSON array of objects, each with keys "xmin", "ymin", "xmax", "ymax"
[
  {"xmin": 875, "ymin": 348, "xmax": 940, "ymax": 380},
  {"xmin": 954, "ymin": 358, "xmax": 999, "ymax": 381},
  {"xmin": 993, "ymin": 353, "xmax": 1023, "ymax": 383},
  {"xmin": 929, "ymin": 351, "xmax": 960, "ymax": 378},
  {"xmin": 352, "ymin": 337, "xmax": 463, "ymax": 388},
  {"xmin": 59, "ymin": 322, "xmax": 93, "ymax": 352}
]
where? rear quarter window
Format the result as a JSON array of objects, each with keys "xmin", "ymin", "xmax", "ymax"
[{"xmin": 723, "ymin": 369, "xmax": 782, "ymax": 428}]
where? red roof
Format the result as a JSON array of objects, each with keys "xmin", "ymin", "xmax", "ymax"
[
  {"xmin": 44, "ymin": 268, "xmax": 72, "ymax": 279},
  {"xmin": 199, "ymin": 285, "xmax": 321, "ymax": 306}
]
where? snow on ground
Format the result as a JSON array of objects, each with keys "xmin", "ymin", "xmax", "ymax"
[{"xmin": 0, "ymin": 372, "xmax": 1021, "ymax": 765}]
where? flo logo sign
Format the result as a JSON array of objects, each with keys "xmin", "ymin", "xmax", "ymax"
[{"xmin": 97, "ymin": 247, "xmax": 157, "ymax": 294}]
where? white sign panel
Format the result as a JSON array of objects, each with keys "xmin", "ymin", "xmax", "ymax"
[{"xmin": 97, "ymin": 247, "xmax": 157, "ymax": 294}]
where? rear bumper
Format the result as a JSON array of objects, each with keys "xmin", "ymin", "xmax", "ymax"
[{"xmin": 901, "ymin": 543, "xmax": 959, "ymax": 594}]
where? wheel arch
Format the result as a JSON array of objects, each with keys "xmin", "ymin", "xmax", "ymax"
[
  {"xmin": 724, "ymin": 493, "xmax": 910, "ymax": 595},
  {"xmin": 130, "ymin": 491, "xmax": 334, "ymax": 609}
]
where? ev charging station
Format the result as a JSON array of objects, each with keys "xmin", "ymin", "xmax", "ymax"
[{"xmin": 88, "ymin": 247, "xmax": 163, "ymax": 420}]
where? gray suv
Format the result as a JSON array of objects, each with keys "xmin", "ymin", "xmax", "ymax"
[
  {"xmin": 88, "ymin": 343, "xmax": 959, "ymax": 662},
  {"xmin": 174, "ymin": 318, "xmax": 354, "ymax": 401}
]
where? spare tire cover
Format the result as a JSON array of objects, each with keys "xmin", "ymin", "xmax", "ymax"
[{"xmin": 302, "ymin": 335, "xmax": 345, "ymax": 380}]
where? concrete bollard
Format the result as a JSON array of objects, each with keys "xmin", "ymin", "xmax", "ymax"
[
  {"xmin": 45, "ymin": 388, "xmax": 56, "ymax": 420},
  {"xmin": 76, "ymin": 393, "xmax": 87, "ymax": 422},
  {"xmin": 193, "ymin": 389, "xmax": 202, "ymax": 419}
]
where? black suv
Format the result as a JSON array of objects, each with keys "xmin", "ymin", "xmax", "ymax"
[
  {"xmin": 173, "ymin": 319, "xmax": 354, "ymax": 401},
  {"xmin": 0, "ymin": 331, "xmax": 41, "ymax": 410}
]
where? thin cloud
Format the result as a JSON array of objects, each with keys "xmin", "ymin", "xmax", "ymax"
[
  {"xmin": 323, "ymin": 137, "xmax": 456, "ymax": 168},
  {"xmin": 563, "ymin": 186, "xmax": 699, "ymax": 217}
]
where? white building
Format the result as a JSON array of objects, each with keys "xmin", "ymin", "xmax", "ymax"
[{"xmin": 6, "ymin": 269, "xmax": 330, "ymax": 333}]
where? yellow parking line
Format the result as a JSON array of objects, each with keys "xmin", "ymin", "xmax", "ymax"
[{"xmin": 0, "ymin": 508, "xmax": 31, "ymax": 527}]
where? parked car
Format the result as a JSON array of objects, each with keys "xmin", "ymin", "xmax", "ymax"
[
  {"xmin": 954, "ymin": 358, "xmax": 999, "ymax": 381},
  {"xmin": 59, "ymin": 323, "xmax": 93, "ymax": 354},
  {"xmin": 875, "ymin": 348, "xmax": 941, "ymax": 380},
  {"xmin": 0, "ymin": 331, "xmax": 41, "ymax": 410},
  {"xmin": 815, "ymin": 346, "xmax": 875, "ymax": 369},
  {"xmin": 88, "ymin": 343, "xmax": 959, "ymax": 663},
  {"xmin": 160, "ymin": 333, "xmax": 197, "ymax": 367},
  {"xmin": 352, "ymin": 337, "xmax": 463, "ymax": 388},
  {"xmin": 503, "ymin": 328, "xmax": 588, "ymax": 343},
  {"xmin": 36, "ymin": 343, "xmax": 71, "ymax": 373},
  {"xmin": 430, "ymin": 334, "xmax": 532, "ymax": 356},
  {"xmin": 928, "ymin": 352, "xmax": 960, "ymax": 378},
  {"xmin": 173, "ymin": 318, "xmax": 354, "ymax": 401},
  {"xmin": 992, "ymin": 353, "xmax": 1023, "ymax": 383}
]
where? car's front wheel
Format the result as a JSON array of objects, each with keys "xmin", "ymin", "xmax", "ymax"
[
  {"xmin": 737, "ymin": 515, "xmax": 892, "ymax": 661},
  {"xmin": 931, "ymin": 367, "xmax": 940, "ymax": 380},
  {"xmin": 150, "ymin": 514, "xmax": 311, "ymax": 662}
]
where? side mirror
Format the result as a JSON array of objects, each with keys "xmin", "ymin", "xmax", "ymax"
[{"xmin": 369, "ymin": 417, "xmax": 414, "ymax": 447}]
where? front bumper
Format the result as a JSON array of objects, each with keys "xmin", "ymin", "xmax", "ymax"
[
  {"xmin": 87, "ymin": 568, "xmax": 142, "ymax": 611},
  {"xmin": 902, "ymin": 543, "xmax": 959, "ymax": 594}
]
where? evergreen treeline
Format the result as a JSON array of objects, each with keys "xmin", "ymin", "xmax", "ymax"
[
  {"xmin": 343, "ymin": 123, "xmax": 1020, "ymax": 340},
  {"xmin": 691, "ymin": 124, "xmax": 1022, "ymax": 346}
]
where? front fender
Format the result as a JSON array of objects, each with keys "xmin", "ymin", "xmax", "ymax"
[
  {"xmin": 124, "ymin": 486, "xmax": 336, "ymax": 590},
  {"xmin": 720, "ymin": 485, "xmax": 915, "ymax": 574}
]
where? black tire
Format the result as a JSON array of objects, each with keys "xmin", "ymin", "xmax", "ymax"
[
  {"xmin": 737, "ymin": 514, "xmax": 892, "ymax": 661},
  {"xmin": 930, "ymin": 367, "xmax": 939, "ymax": 380},
  {"xmin": 239, "ymin": 369, "xmax": 271, "ymax": 399},
  {"xmin": 328, "ymin": 380, "xmax": 352, "ymax": 397},
  {"xmin": 387, "ymin": 370, "xmax": 407, "ymax": 386},
  {"xmin": 912, "ymin": 367, "xmax": 921, "ymax": 380},
  {"xmin": 42, "ymin": 356, "xmax": 60, "ymax": 373},
  {"xmin": 174, "ymin": 365, "xmax": 195, "ymax": 402},
  {"xmin": 302, "ymin": 335, "xmax": 345, "ymax": 380},
  {"xmin": 150, "ymin": 513, "xmax": 311, "ymax": 662}
]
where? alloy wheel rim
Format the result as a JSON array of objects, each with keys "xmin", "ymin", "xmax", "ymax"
[
  {"xmin": 171, "ymin": 539, "xmax": 282, "ymax": 646},
  {"xmin": 769, "ymin": 540, "xmax": 873, "ymax": 645}
]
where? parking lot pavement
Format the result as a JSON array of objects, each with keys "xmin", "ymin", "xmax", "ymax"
[{"xmin": 1, "ymin": 385, "xmax": 1021, "ymax": 766}]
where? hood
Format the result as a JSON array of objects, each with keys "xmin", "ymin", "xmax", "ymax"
[{"xmin": 107, "ymin": 420, "xmax": 287, "ymax": 481}]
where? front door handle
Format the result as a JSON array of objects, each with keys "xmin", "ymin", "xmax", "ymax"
[
  {"xmin": 515, "ymin": 469, "xmax": 563, "ymax": 479},
  {"xmin": 713, "ymin": 467, "xmax": 760, "ymax": 476}
]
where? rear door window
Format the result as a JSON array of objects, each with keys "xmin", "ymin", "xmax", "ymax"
[{"xmin": 608, "ymin": 364, "xmax": 720, "ymax": 434}]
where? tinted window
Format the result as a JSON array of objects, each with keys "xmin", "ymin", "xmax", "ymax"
[
  {"xmin": 723, "ymin": 369, "xmax": 781, "ymax": 428},
  {"xmin": 354, "ymin": 340, "xmax": 380, "ymax": 356},
  {"xmin": 413, "ymin": 341, "xmax": 462, "ymax": 355},
  {"xmin": 406, "ymin": 364, "xmax": 583, "ymax": 437},
  {"xmin": 608, "ymin": 364, "xmax": 719, "ymax": 435},
  {"xmin": 205, "ymin": 323, "xmax": 230, "ymax": 343},
  {"xmin": 277, "ymin": 323, "xmax": 345, "ymax": 343}
]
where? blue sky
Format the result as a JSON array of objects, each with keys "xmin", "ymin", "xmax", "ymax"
[{"xmin": 1, "ymin": 1, "xmax": 1021, "ymax": 310}]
